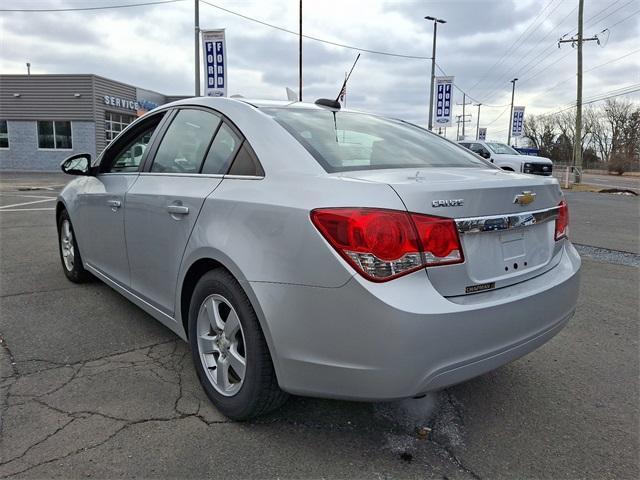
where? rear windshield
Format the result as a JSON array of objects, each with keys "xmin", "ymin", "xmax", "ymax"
[
  {"xmin": 263, "ymin": 108, "xmax": 489, "ymax": 173},
  {"xmin": 486, "ymin": 142, "xmax": 519, "ymax": 155}
]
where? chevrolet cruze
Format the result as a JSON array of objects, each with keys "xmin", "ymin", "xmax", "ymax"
[{"xmin": 57, "ymin": 97, "xmax": 581, "ymax": 420}]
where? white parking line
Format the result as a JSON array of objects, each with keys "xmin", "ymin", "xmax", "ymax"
[
  {"xmin": 0, "ymin": 198, "xmax": 56, "ymax": 209},
  {"xmin": 0, "ymin": 207, "xmax": 55, "ymax": 212},
  {"xmin": 0, "ymin": 193, "xmax": 57, "ymax": 199}
]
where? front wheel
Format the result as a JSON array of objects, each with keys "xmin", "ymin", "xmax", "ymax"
[
  {"xmin": 188, "ymin": 269, "xmax": 288, "ymax": 420},
  {"xmin": 57, "ymin": 210, "xmax": 91, "ymax": 283}
]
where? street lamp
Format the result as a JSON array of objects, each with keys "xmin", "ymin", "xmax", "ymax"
[
  {"xmin": 425, "ymin": 16, "xmax": 446, "ymax": 131},
  {"xmin": 507, "ymin": 77, "xmax": 518, "ymax": 145}
]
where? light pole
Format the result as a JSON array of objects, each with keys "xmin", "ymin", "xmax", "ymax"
[
  {"xmin": 507, "ymin": 78, "xmax": 518, "ymax": 145},
  {"xmin": 425, "ymin": 16, "xmax": 446, "ymax": 131},
  {"xmin": 194, "ymin": 0, "xmax": 200, "ymax": 96}
]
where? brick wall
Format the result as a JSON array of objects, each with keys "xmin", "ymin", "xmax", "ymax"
[{"xmin": 0, "ymin": 121, "xmax": 97, "ymax": 171}]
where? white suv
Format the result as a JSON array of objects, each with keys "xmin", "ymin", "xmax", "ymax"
[{"xmin": 458, "ymin": 140, "xmax": 553, "ymax": 176}]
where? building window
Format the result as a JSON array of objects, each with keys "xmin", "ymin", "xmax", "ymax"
[
  {"xmin": 0, "ymin": 121, "xmax": 8, "ymax": 149},
  {"xmin": 105, "ymin": 112, "xmax": 135, "ymax": 142},
  {"xmin": 37, "ymin": 121, "xmax": 72, "ymax": 149}
]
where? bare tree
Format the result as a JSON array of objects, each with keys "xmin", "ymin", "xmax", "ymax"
[
  {"xmin": 523, "ymin": 114, "xmax": 556, "ymax": 157},
  {"xmin": 586, "ymin": 106, "xmax": 611, "ymax": 162}
]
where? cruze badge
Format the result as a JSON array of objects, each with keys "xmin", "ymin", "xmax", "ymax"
[
  {"xmin": 432, "ymin": 199, "xmax": 464, "ymax": 208},
  {"xmin": 513, "ymin": 191, "xmax": 536, "ymax": 206}
]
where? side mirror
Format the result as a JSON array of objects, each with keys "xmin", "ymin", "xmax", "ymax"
[{"xmin": 61, "ymin": 153, "xmax": 92, "ymax": 176}]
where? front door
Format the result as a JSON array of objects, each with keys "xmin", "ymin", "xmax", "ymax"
[
  {"xmin": 77, "ymin": 113, "xmax": 167, "ymax": 285},
  {"xmin": 125, "ymin": 108, "xmax": 242, "ymax": 315}
]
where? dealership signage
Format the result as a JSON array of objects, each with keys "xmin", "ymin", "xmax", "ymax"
[
  {"xmin": 478, "ymin": 127, "xmax": 487, "ymax": 140},
  {"xmin": 511, "ymin": 106, "xmax": 525, "ymax": 137},
  {"xmin": 201, "ymin": 29, "xmax": 227, "ymax": 97},
  {"xmin": 434, "ymin": 76, "xmax": 454, "ymax": 127},
  {"xmin": 103, "ymin": 95, "xmax": 158, "ymax": 113}
]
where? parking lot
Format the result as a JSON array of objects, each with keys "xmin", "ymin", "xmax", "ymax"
[{"xmin": 1, "ymin": 172, "xmax": 638, "ymax": 479}]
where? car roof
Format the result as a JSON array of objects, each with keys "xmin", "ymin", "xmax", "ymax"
[{"xmin": 162, "ymin": 96, "xmax": 359, "ymax": 112}]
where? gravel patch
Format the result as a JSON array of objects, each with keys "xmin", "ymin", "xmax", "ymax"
[{"xmin": 574, "ymin": 243, "xmax": 640, "ymax": 267}]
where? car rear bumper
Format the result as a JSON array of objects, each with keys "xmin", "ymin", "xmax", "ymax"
[{"xmin": 249, "ymin": 241, "xmax": 581, "ymax": 400}]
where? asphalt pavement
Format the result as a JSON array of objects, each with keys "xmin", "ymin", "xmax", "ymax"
[
  {"xmin": 1, "ymin": 172, "xmax": 638, "ymax": 479},
  {"xmin": 581, "ymin": 172, "xmax": 639, "ymax": 193}
]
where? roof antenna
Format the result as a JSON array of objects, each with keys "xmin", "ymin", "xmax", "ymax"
[
  {"xmin": 336, "ymin": 53, "xmax": 360, "ymax": 103},
  {"xmin": 315, "ymin": 53, "xmax": 361, "ymax": 109}
]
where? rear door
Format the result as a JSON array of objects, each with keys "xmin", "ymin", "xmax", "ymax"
[
  {"xmin": 124, "ymin": 107, "xmax": 243, "ymax": 315},
  {"xmin": 76, "ymin": 112, "xmax": 167, "ymax": 285}
]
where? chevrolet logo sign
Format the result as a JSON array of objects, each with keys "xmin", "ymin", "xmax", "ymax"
[{"xmin": 513, "ymin": 191, "xmax": 536, "ymax": 206}]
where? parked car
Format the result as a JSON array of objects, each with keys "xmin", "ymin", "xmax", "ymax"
[
  {"xmin": 57, "ymin": 98, "xmax": 580, "ymax": 420},
  {"xmin": 458, "ymin": 140, "xmax": 553, "ymax": 175}
]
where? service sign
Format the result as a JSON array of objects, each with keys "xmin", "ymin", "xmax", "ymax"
[
  {"xmin": 434, "ymin": 76, "xmax": 454, "ymax": 127},
  {"xmin": 511, "ymin": 106, "xmax": 525, "ymax": 137},
  {"xmin": 478, "ymin": 127, "xmax": 487, "ymax": 140},
  {"xmin": 202, "ymin": 29, "xmax": 227, "ymax": 97}
]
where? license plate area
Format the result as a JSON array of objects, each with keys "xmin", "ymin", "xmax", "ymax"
[{"xmin": 462, "ymin": 222, "xmax": 554, "ymax": 282}]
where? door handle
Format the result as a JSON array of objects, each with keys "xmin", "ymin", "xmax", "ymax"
[
  {"xmin": 107, "ymin": 199, "xmax": 121, "ymax": 211},
  {"xmin": 167, "ymin": 205, "xmax": 189, "ymax": 215}
]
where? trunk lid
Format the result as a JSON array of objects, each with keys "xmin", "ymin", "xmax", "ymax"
[{"xmin": 337, "ymin": 167, "xmax": 565, "ymax": 296}]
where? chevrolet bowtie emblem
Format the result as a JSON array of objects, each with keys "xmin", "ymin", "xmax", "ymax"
[{"xmin": 514, "ymin": 191, "xmax": 536, "ymax": 206}]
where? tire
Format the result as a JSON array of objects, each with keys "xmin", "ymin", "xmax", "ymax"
[
  {"xmin": 188, "ymin": 269, "xmax": 288, "ymax": 420},
  {"xmin": 57, "ymin": 209, "xmax": 91, "ymax": 283}
]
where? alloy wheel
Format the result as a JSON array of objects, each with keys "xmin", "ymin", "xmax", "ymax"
[
  {"xmin": 196, "ymin": 294, "xmax": 247, "ymax": 396},
  {"xmin": 60, "ymin": 219, "xmax": 75, "ymax": 272}
]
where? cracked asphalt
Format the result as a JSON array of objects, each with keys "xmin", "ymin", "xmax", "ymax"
[{"xmin": 1, "ymin": 172, "xmax": 638, "ymax": 479}]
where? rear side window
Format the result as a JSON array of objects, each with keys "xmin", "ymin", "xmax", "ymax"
[
  {"xmin": 228, "ymin": 143, "xmax": 264, "ymax": 176},
  {"xmin": 264, "ymin": 108, "xmax": 488, "ymax": 173},
  {"xmin": 201, "ymin": 123, "xmax": 241, "ymax": 174},
  {"xmin": 151, "ymin": 109, "xmax": 220, "ymax": 173}
]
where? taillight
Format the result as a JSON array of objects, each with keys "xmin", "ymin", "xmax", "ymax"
[
  {"xmin": 555, "ymin": 200, "xmax": 569, "ymax": 240},
  {"xmin": 310, "ymin": 208, "xmax": 464, "ymax": 282}
]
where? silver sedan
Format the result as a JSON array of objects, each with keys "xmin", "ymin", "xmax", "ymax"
[{"xmin": 57, "ymin": 97, "xmax": 581, "ymax": 419}]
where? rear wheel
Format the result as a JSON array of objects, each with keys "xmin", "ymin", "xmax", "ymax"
[
  {"xmin": 188, "ymin": 269, "xmax": 288, "ymax": 420},
  {"xmin": 57, "ymin": 210, "xmax": 91, "ymax": 283}
]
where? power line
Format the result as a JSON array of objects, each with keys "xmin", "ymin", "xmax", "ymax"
[
  {"xmin": 525, "ymin": 48, "xmax": 640, "ymax": 97},
  {"xmin": 477, "ymin": 0, "xmax": 636, "ymax": 104},
  {"xmin": 435, "ymin": 63, "xmax": 509, "ymax": 108},
  {"xmin": 466, "ymin": 0, "xmax": 561, "ymax": 93},
  {"xmin": 0, "ymin": 0, "xmax": 185, "ymax": 12},
  {"xmin": 538, "ymin": 84, "xmax": 640, "ymax": 117},
  {"xmin": 200, "ymin": 0, "xmax": 431, "ymax": 60},
  {"xmin": 475, "ymin": 3, "xmax": 578, "ymax": 102}
]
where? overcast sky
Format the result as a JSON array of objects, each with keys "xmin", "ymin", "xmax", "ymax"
[{"xmin": 1, "ymin": 0, "xmax": 639, "ymax": 141}]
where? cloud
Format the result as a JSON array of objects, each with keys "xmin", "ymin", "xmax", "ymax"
[{"xmin": 1, "ymin": 0, "xmax": 638, "ymax": 142}]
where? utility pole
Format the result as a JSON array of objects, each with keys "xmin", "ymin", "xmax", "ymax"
[
  {"xmin": 558, "ymin": 0, "xmax": 599, "ymax": 184},
  {"xmin": 26, "ymin": 62, "xmax": 31, "ymax": 75},
  {"xmin": 455, "ymin": 114, "xmax": 471, "ymax": 141},
  {"xmin": 507, "ymin": 78, "xmax": 518, "ymax": 145},
  {"xmin": 474, "ymin": 103, "xmax": 482, "ymax": 140},
  {"xmin": 457, "ymin": 93, "xmax": 472, "ymax": 139},
  {"xmin": 299, "ymin": 0, "xmax": 303, "ymax": 101},
  {"xmin": 194, "ymin": 0, "xmax": 200, "ymax": 96},
  {"xmin": 425, "ymin": 16, "xmax": 446, "ymax": 130}
]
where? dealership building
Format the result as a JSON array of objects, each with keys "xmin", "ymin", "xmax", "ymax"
[{"xmin": 0, "ymin": 74, "xmax": 186, "ymax": 171}]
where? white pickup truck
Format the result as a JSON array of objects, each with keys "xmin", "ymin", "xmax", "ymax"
[{"xmin": 458, "ymin": 140, "xmax": 553, "ymax": 176}]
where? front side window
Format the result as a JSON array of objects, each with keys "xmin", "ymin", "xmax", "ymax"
[
  {"xmin": 37, "ymin": 121, "xmax": 72, "ymax": 149},
  {"xmin": 102, "ymin": 113, "xmax": 165, "ymax": 173},
  {"xmin": 264, "ymin": 108, "xmax": 488, "ymax": 172},
  {"xmin": 105, "ymin": 112, "xmax": 135, "ymax": 143},
  {"xmin": 486, "ymin": 142, "xmax": 519, "ymax": 155},
  {"xmin": 0, "ymin": 121, "xmax": 8, "ymax": 148},
  {"xmin": 151, "ymin": 109, "xmax": 221, "ymax": 174}
]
